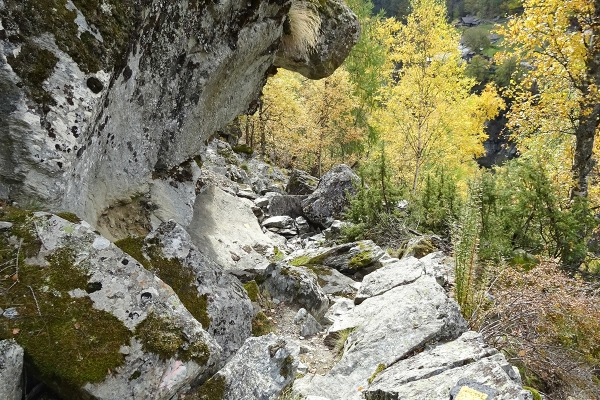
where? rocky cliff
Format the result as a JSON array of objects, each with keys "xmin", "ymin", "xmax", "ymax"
[{"xmin": 0, "ymin": 0, "xmax": 359, "ymax": 224}]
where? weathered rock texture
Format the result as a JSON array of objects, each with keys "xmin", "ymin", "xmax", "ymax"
[
  {"xmin": 302, "ymin": 164, "xmax": 359, "ymax": 228},
  {"xmin": 0, "ymin": 0, "xmax": 359, "ymax": 224},
  {"xmin": 0, "ymin": 340, "xmax": 23, "ymax": 400},
  {"xmin": 146, "ymin": 221, "xmax": 254, "ymax": 361},
  {"xmin": 194, "ymin": 333, "xmax": 299, "ymax": 400},
  {"xmin": 0, "ymin": 212, "xmax": 221, "ymax": 400}
]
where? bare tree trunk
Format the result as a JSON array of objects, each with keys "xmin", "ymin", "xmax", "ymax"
[{"xmin": 570, "ymin": 104, "xmax": 599, "ymax": 198}]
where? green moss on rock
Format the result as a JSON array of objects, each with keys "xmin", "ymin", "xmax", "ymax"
[
  {"xmin": 232, "ymin": 144, "xmax": 253, "ymax": 155},
  {"xmin": 134, "ymin": 312, "xmax": 210, "ymax": 365},
  {"xmin": 251, "ymin": 312, "xmax": 272, "ymax": 336},
  {"xmin": 2, "ymin": 0, "xmax": 136, "ymax": 104},
  {"xmin": 0, "ymin": 206, "xmax": 42, "ymax": 257},
  {"xmin": 279, "ymin": 355, "xmax": 295, "ymax": 379},
  {"xmin": 193, "ymin": 375, "xmax": 227, "ymax": 400},
  {"xmin": 0, "ymin": 245, "xmax": 131, "ymax": 387},
  {"xmin": 367, "ymin": 363, "xmax": 386, "ymax": 384},
  {"xmin": 56, "ymin": 212, "xmax": 82, "ymax": 224},
  {"xmin": 115, "ymin": 237, "xmax": 211, "ymax": 330},
  {"xmin": 348, "ymin": 250, "xmax": 374, "ymax": 270},
  {"xmin": 243, "ymin": 280, "xmax": 260, "ymax": 302}
]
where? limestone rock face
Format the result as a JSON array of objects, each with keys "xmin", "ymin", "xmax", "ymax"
[
  {"xmin": 0, "ymin": 340, "xmax": 23, "ymax": 400},
  {"xmin": 0, "ymin": 0, "xmax": 359, "ymax": 223},
  {"xmin": 365, "ymin": 332, "xmax": 532, "ymax": 400},
  {"xmin": 145, "ymin": 221, "xmax": 254, "ymax": 361},
  {"xmin": 302, "ymin": 164, "xmax": 359, "ymax": 228},
  {"xmin": 275, "ymin": 0, "xmax": 361, "ymax": 79},
  {"xmin": 195, "ymin": 333, "xmax": 299, "ymax": 400},
  {"xmin": 5, "ymin": 213, "xmax": 221, "ymax": 400}
]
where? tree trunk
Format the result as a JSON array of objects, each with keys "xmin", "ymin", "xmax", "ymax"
[{"xmin": 570, "ymin": 104, "xmax": 599, "ymax": 198}]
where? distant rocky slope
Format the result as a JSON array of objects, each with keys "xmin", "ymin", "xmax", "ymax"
[{"xmin": 0, "ymin": 0, "xmax": 359, "ymax": 224}]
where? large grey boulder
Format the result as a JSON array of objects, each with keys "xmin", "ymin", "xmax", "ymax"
[
  {"xmin": 5, "ymin": 213, "xmax": 221, "ymax": 399},
  {"xmin": 145, "ymin": 221, "xmax": 253, "ymax": 361},
  {"xmin": 186, "ymin": 185, "xmax": 274, "ymax": 273},
  {"xmin": 194, "ymin": 333, "xmax": 299, "ymax": 400},
  {"xmin": 302, "ymin": 165, "xmax": 359, "ymax": 228},
  {"xmin": 0, "ymin": 340, "xmax": 23, "ymax": 400},
  {"xmin": 275, "ymin": 0, "xmax": 360, "ymax": 79},
  {"xmin": 268, "ymin": 194, "xmax": 308, "ymax": 219},
  {"xmin": 0, "ymin": 0, "xmax": 358, "ymax": 224},
  {"xmin": 365, "ymin": 332, "xmax": 531, "ymax": 400},
  {"xmin": 286, "ymin": 169, "xmax": 319, "ymax": 195},
  {"xmin": 261, "ymin": 262, "xmax": 330, "ymax": 320},
  {"xmin": 294, "ymin": 275, "xmax": 467, "ymax": 400}
]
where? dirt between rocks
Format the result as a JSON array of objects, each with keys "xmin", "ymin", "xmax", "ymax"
[{"xmin": 262, "ymin": 300, "xmax": 339, "ymax": 376}]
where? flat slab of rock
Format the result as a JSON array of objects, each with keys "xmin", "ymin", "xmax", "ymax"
[
  {"xmin": 195, "ymin": 333, "xmax": 299, "ymax": 400},
  {"xmin": 0, "ymin": 340, "xmax": 23, "ymax": 400},
  {"xmin": 294, "ymin": 275, "xmax": 467, "ymax": 400},
  {"xmin": 365, "ymin": 331, "xmax": 531, "ymax": 399},
  {"xmin": 355, "ymin": 256, "xmax": 425, "ymax": 304},
  {"xmin": 187, "ymin": 185, "xmax": 274, "ymax": 272}
]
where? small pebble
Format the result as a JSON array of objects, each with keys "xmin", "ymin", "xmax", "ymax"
[
  {"xmin": 0, "ymin": 221, "xmax": 13, "ymax": 231},
  {"xmin": 3, "ymin": 307, "xmax": 19, "ymax": 319}
]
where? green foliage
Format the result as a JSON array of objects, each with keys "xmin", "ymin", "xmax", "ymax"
[
  {"xmin": 408, "ymin": 168, "xmax": 462, "ymax": 235},
  {"xmin": 462, "ymin": 26, "xmax": 491, "ymax": 52},
  {"xmin": 492, "ymin": 56, "xmax": 520, "ymax": 88},
  {"xmin": 477, "ymin": 160, "xmax": 596, "ymax": 268},
  {"xmin": 465, "ymin": 55, "xmax": 490, "ymax": 83},
  {"xmin": 346, "ymin": 144, "xmax": 405, "ymax": 227}
]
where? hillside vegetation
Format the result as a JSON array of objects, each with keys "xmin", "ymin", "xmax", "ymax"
[{"xmin": 237, "ymin": 0, "xmax": 600, "ymax": 398}]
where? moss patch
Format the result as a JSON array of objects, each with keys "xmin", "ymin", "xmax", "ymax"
[
  {"xmin": 523, "ymin": 387, "xmax": 542, "ymax": 400},
  {"xmin": 2, "ymin": 0, "xmax": 136, "ymax": 105},
  {"xmin": 348, "ymin": 250, "xmax": 374, "ymax": 270},
  {"xmin": 56, "ymin": 212, "xmax": 82, "ymax": 224},
  {"xmin": 232, "ymin": 144, "xmax": 253, "ymax": 155},
  {"xmin": 289, "ymin": 252, "xmax": 328, "ymax": 267},
  {"xmin": 192, "ymin": 375, "xmax": 227, "ymax": 400},
  {"xmin": 115, "ymin": 237, "xmax": 211, "ymax": 330},
  {"xmin": 6, "ymin": 41, "xmax": 58, "ymax": 106},
  {"xmin": 243, "ymin": 280, "xmax": 260, "ymax": 302},
  {"xmin": 251, "ymin": 312, "xmax": 272, "ymax": 336},
  {"xmin": 368, "ymin": 363, "xmax": 386, "ymax": 384},
  {"xmin": 134, "ymin": 312, "xmax": 210, "ymax": 365},
  {"xmin": 0, "ymin": 207, "xmax": 42, "ymax": 257},
  {"xmin": 279, "ymin": 355, "xmax": 295, "ymax": 379},
  {"xmin": 0, "ymin": 242, "xmax": 131, "ymax": 387}
]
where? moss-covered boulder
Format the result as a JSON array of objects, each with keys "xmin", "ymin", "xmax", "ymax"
[
  {"xmin": 137, "ymin": 221, "xmax": 254, "ymax": 361},
  {"xmin": 0, "ymin": 210, "xmax": 221, "ymax": 399},
  {"xmin": 260, "ymin": 262, "xmax": 330, "ymax": 320},
  {"xmin": 288, "ymin": 240, "xmax": 388, "ymax": 278}
]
